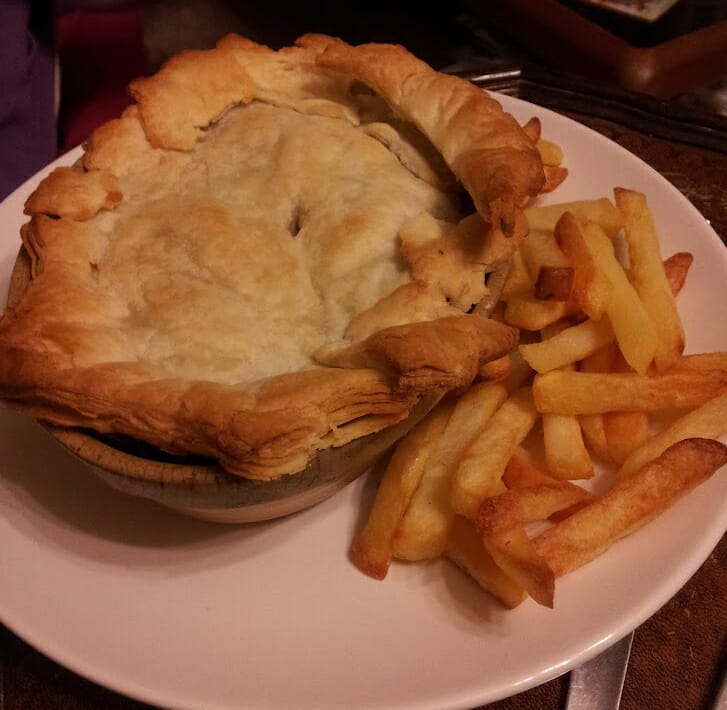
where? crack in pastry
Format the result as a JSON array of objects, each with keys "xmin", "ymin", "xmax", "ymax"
[{"xmin": 0, "ymin": 35, "xmax": 543, "ymax": 480}]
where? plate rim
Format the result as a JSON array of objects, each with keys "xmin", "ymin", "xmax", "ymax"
[{"xmin": 0, "ymin": 91, "xmax": 725, "ymax": 710}]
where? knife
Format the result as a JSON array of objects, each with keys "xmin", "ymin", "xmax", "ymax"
[
  {"xmin": 565, "ymin": 631, "xmax": 635, "ymax": 710},
  {"xmin": 448, "ymin": 61, "xmax": 727, "ymax": 154}
]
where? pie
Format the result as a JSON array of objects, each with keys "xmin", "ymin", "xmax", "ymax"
[{"xmin": 0, "ymin": 34, "xmax": 544, "ymax": 480}]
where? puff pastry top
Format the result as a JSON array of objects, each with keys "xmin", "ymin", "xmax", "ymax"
[{"xmin": 0, "ymin": 35, "xmax": 542, "ymax": 480}]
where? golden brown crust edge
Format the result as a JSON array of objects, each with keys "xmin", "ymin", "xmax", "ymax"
[
  {"xmin": 128, "ymin": 32, "xmax": 543, "ymax": 232},
  {"xmin": 0, "ymin": 343, "xmax": 419, "ymax": 479},
  {"xmin": 0, "ymin": 34, "xmax": 535, "ymax": 480},
  {"xmin": 297, "ymin": 33, "xmax": 545, "ymax": 234}
]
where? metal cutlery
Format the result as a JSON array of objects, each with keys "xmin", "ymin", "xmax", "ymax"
[{"xmin": 565, "ymin": 631, "xmax": 634, "ymax": 710}]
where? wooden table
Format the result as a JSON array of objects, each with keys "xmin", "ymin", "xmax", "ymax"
[{"xmin": 1, "ymin": 5, "xmax": 726, "ymax": 708}]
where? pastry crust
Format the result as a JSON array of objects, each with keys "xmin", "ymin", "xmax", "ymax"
[
  {"xmin": 0, "ymin": 35, "xmax": 540, "ymax": 480},
  {"xmin": 298, "ymin": 34, "xmax": 544, "ymax": 233}
]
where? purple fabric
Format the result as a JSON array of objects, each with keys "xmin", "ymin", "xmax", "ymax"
[{"xmin": 0, "ymin": 0, "xmax": 56, "ymax": 201}]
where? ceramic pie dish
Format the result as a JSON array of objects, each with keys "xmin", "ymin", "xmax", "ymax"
[
  {"xmin": 0, "ymin": 34, "xmax": 545, "ymax": 522},
  {"xmin": 7, "ymin": 245, "xmax": 448, "ymax": 523}
]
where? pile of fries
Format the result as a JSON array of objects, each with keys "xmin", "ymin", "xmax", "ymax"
[{"xmin": 351, "ymin": 126, "xmax": 727, "ymax": 609}]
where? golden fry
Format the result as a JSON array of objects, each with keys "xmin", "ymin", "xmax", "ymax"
[
  {"xmin": 476, "ymin": 483, "xmax": 588, "ymax": 607},
  {"xmin": 602, "ymin": 349, "xmax": 649, "ymax": 465},
  {"xmin": 555, "ymin": 212, "xmax": 612, "ymax": 319},
  {"xmin": 581, "ymin": 220, "xmax": 658, "ymax": 374},
  {"xmin": 503, "ymin": 448, "xmax": 593, "ymax": 521},
  {"xmin": 615, "ymin": 188, "xmax": 685, "ymax": 372},
  {"xmin": 392, "ymin": 383, "xmax": 508, "ymax": 560},
  {"xmin": 521, "ymin": 116, "xmax": 541, "ymax": 143},
  {"xmin": 537, "ymin": 138, "xmax": 564, "ymax": 167},
  {"xmin": 604, "ymin": 411, "xmax": 649, "ymax": 465},
  {"xmin": 520, "ymin": 318, "xmax": 614, "ymax": 373},
  {"xmin": 525, "ymin": 198, "xmax": 622, "ymax": 237},
  {"xmin": 479, "ymin": 354, "xmax": 511, "ymax": 382},
  {"xmin": 351, "ymin": 401, "xmax": 452, "ymax": 579},
  {"xmin": 668, "ymin": 352, "xmax": 727, "ymax": 373},
  {"xmin": 577, "ymin": 344, "xmax": 617, "ymax": 462},
  {"xmin": 503, "ymin": 350, "xmax": 535, "ymax": 393},
  {"xmin": 530, "ymin": 317, "xmax": 595, "ymax": 480},
  {"xmin": 520, "ymin": 229, "xmax": 570, "ymax": 279},
  {"xmin": 445, "ymin": 516, "xmax": 526, "ymax": 609},
  {"xmin": 540, "ymin": 165, "xmax": 568, "ymax": 193},
  {"xmin": 481, "ymin": 526, "xmax": 554, "ymax": 608},
  {"xmin": 504, "ymin": 297, "xmax": 578, "ymax": 331},
  {"xmin": 534, "ymin": 438, "xmax": 727, "ymax": 576},
  {"xmin": 503, "ymin": 447, "xmax": 552, "ymax": 488},
  {"xmin": 533, "ymin": 369, "xmax": 727, "ymax": 415},
  {"xmin": 350, "ymin": 171, "xmax": 719, "ymax": 615},
  {"xmin": 579, "ymin": 342, "xmax": 617, "ymax": 372},
  {"xmin": 501, "ymin": 248, "xmax": 535, "ymax": 301},
  {"xmin": 478, "ymin": 481, "xmax": 591, "ymax": 530},
  {"xmin": 450, "ymin": 388, "xmax": 538, "ymax": 519},
  {"xmin": 543, "ymin": 411, "xmax": 594, "ymax": 480},
  {"xmin": 663, "ymin": 252, "xmax": 693, "ymax": 297},
  {"xmin": 619, "ymin": 393, "xmax": 727, "ymax": 478},
  {"xmin": 535, "ymin": 266, "xmax": 574, "ymax": 301},
  {"xmin": 579, "ymin": 415, "xmax": 611, "ymax": 461}
]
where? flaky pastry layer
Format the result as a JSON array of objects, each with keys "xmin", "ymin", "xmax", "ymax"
[{"xmin": 0, "ymin": 35, "xmax": 540, "ymax": 479}]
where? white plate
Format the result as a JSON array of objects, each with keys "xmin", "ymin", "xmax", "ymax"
[{"xmin": 1, "ymin": 95, "xmax": 725, "ymax": 710}]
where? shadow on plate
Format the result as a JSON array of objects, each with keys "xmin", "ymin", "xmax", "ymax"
[{"xmin": 0, "ymin": 408, "xmax": 312, "ymax": 566}]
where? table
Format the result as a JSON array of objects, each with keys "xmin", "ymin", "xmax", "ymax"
[{"xmin": 1, "ymin": 6, "xmax": 726, "ymax": 707}]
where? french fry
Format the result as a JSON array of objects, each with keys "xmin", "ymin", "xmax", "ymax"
[
  {"xmin": 478, "ymin": 481, "xmax": 592, "ymax": 532},
  {"xmin": 479, "ymin": 354, "xmax": 511, "ymax": 382},
  {"xmin": 504, "ymin": 350, "xmax": 535, "ymax": 392},
  {"xmin": 543, "ymin": 409, "xmax": 594, "ymax": 480},
  {"xmin": 577, "ymin": 344, "xmax": 617, "ymax": 462},
  {"xmin": 476, "ymin": 483, "xmax": 589, "ymax": 607},
  {"xmin": 503, "ymin": 447, "xmax": 552, "ymax": 488},
  {"xmin": 533, "ymin": 369, "xmax": 727, "ymax": 415},
  {"xmin": 501, "ymin": 247, "xmax": 535, "ymax": 300},
  {"xmin": 392, "ymin": 383, "xmax": 508, "ymax": 561},
  {"xmin": 541, "ymin": 165, "xmax": 568, "ymax": 193},
  {"xmin": 503, "ymin": 448, "xmax": 593, "ymax": 520},
  {"xmin": 537, "ymin": 138, "xmax": 564, "ymax": 167},
  {"xmin": 581, "ymin": 221, "xmax": 658, "ymax": 373},
  {"xmin": 619, "ymin": 393, "xmax": 727, "ymax": 478},
  {"xmin": 525, "ymin": 198, "xmax": 622, "ymax": 237},
  {"xmin": 532, "ymin": 321, "xmax": 595, "ymax": 479},
  {"xmin": 555, "ymin": 212, "xmax": 612, "ymax": 319},
  {"xmin": 480, "ymin": 526, "xmax": 554, "ymax": 607},
  {"xmin": 662, "ymin": 252, "xmax": 693, "ymax": 296},
  {"xmin": 351, "ymin": 400, "xmax": 453, "ymax": 579},
  {"xmin": 579, "ymin": 342, "xmax": 617, "ymax": 372},
  {"xmin": 535, "ymin": 266, "xmax": 573, "ymax": 301},
  {"xmin": 521, "ymin": 116, "xmax": 541, "ymax": 143},
  {"xmin": 604, "ymin": 411, "xmax": 648, "ymax": 464},
  {"xmin": 602, "ymin": 349, "xmax": 649, "ymax": 465},
  {"xmin": 615, "ymin": 188, "xmax": 685, "ymax": 371},
  {"xmin": 534, "ymin": 438, "xmax": 727, "ymax": 576},
  {"xmin": 520, "ymin": 318, "xmax": 614, "ymax": 373},
  {"xmin": 450, "ymin": 388, "xmax": 538, "ymax": 519},
  {"xmin": 668, "ymin": 352, "xmax": 727, "ymax": 373},
  {"xmin": 521, "ymin": 321, "xmax": 596, "ymax": 480},
  {"xmin": 350, "ymin": 161, "xmax": 721, "ymax": 615},
  {"xmin": 504, "ymin": 297, "xmax": 578, "ymax": 331},
  {"xmin": 520, "ymin": 229, "xmax": 570, "ymax": 279},
  {"xmin": 579, "ymin": 419, "xmax": 611, "ymax": 463},
  {"xmin": 604, "ymin": 409, "xmax": 649, "ymax": 465},
  {"xmin": 445, "ymin": 516, "xmax": 526, "ymax": 609}
]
